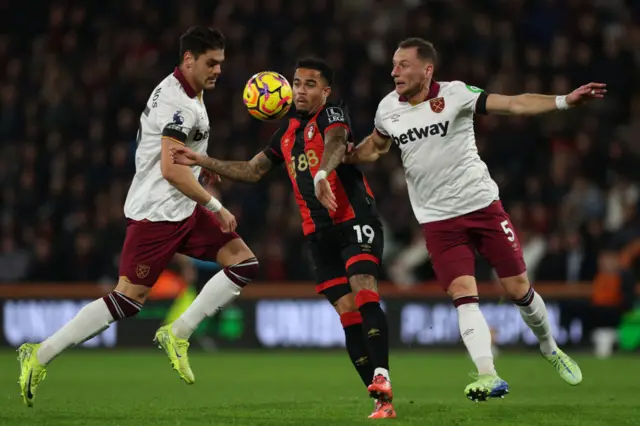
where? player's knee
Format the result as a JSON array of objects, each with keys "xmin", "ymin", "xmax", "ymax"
[
  {"xmin": 447, "ymin": 275, "xmax": 478, "ymax": 301},
  {"xmin": 334, "ymin": 294, "xmax": 364, "ymax": 328},
  {"xmin": 102, "ymin": 290, "xmax": 143, "ymax": 320},
  {"xmin": 349, "ymin": 275, "xmax": 381, "ymax": 308},
  {"xmin": 321, "ymin": 280, "xmax": 352, "ymax": 308},
  {"xmin": 349, "ymin": 274, "xmax": 377, "ymax": 293},
  {"xmin": 216, "ymin": 239, "xmax": 255, "ymax": 265},
  {"xmin": 500, "ymin": 272, "xmax": 530, "ymax": 301},
  {"xmin": 334, "ymin": 293, "xmax": 358, "ymax": 315},
  {"xmin": 115, "ymin": 278, "xmax": 151, "ymax": 304},
  {"xmin": 223, "ymin": 256, "xmax": 259, "ymax": 287}
]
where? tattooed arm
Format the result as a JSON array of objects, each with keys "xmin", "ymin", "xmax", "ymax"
[
  {"xmin": 317, "ymin": 126, "xmax": 349, "ymax": 176},
  {"xmin": 314, "ymin": 126, "xmax": 349, "ymax": 211},
  {"xmin": 170, "ymin": 147, "xmax": 274, "ymax": 183},
  {"xmin": 313, "ymin": 104, "xmax": 354, "ymax": 211},
  {"xmin": 198, "ymin": 152, "xmax": 274, "ymax": 183}
]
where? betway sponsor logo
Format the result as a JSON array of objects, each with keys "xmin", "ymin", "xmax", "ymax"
[{"xmin": 392, "ymin": 121, "xmax": 449, "ymax": 146}]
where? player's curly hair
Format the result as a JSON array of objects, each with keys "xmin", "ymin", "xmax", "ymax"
[
  {"xmin": 295, "ymin": 57, "xmax": 334, "ymax": 86},
  {"xmin": 179, "ymin": 26, "xmax": 225, "ymax": 62}
]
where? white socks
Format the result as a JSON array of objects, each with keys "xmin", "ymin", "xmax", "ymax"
[
  {"xmin": 172, "ymin": 270, "xmax": 242, "ymax": 339},
  {"xmin": 37, "ymin": 299, "xmax": 115, "ymax": 365},
  {"xmin": 516, "ymin": 290, "xmax": 558, "ymax": 355},
  {"xmin": 34, "ymin": 269, "xmax": 245, "ymax": 365},
  {"xmin": 455, "ymin": 288, "xmax": 559, "ymax": 377},
  {"xmin": 457, "ymin": 303, "xmax": 496, "ymax": 376},
  {"xmin": 374, "ymin": 367, "xmax": 390, "ymax": 381}
]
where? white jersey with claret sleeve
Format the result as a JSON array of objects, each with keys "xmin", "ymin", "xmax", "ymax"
[
  {"xmin": 374, "ymin": 80, "xmax": 499, "ymax": 224},
  {"xmin": 124, "ymin": 73, "xmax": 210, "ymax": 222}
]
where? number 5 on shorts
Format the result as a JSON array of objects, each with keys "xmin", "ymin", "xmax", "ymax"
[
  {"xmin": 353, "ymin": 224, "xmax": 375, "ymax": 244},
  {"xmin": 500, "ymin": 220, "xmax": 515, "ymax": 242}
]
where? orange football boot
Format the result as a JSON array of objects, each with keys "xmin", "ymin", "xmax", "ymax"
[
  {"xmin": 367, "ymin": 374, "xmax": 393, "ymax": 402},
  {"xmin": 368, "ymin": 400, "xmax": 397, "ymax": 419}
]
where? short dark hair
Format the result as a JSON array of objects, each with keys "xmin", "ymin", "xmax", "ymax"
[
  {"xmin": 179, "ymin": 26, "xmax": 225, "ymax": 62},
  {"xmin": 398, "ymin": 38, "xmax": 438, "ymax": 63},
  {"xmin": 295, "ymin": 57, "xmax": 334, "ymax": 86}
]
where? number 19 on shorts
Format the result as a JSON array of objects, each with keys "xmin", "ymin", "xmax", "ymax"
[{"xmin": 353, "ymin": 224, "xmax": 375, "ymax": 244}]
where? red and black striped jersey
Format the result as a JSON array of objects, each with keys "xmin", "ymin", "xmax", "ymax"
[{"xmin": 263, "ymin": 102, "xmax": 378, "ymax": 236}]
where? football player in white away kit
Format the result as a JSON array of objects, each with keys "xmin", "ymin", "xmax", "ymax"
[
  {"xmin": 341, "ymin": 37, "xmax": 606, "ymax": 402},
  {"xmin": 17, "ymin": 27, "xmax": 260, "ymax": 407}
]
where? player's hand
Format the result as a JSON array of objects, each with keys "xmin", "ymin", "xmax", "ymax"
[
  {"xmin": 200, "ymin": 169, "xmax": 222, "ymax": 185},
  {"xmin": 342, "ymin": 143, "xmax": 357, "ymax": 164},
  {"xmin": 566, "ymin": 83, "xmax": 607, "ymax": 106},
  {"xmin": 315, "ymin": 178, "xmax": 337, "ymax": 212},
  {"xmin": 214, "ymin": 207, "xmax": 237, "ymax": 233},
  {"xmin": 342, "ymin": 153, "xmax": 356, "ymax": 164},
  {"xmin": 170, "ymin": 146, "xmax": 200, "ymax": 166},
  {"xmin": 346, "ymin": 142, "xmax": 355, "ymax": 154}
]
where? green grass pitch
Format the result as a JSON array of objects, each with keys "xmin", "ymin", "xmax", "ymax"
[{"xmin": 0, "ymin": 350, "xmax": 638, "ymax": 425}]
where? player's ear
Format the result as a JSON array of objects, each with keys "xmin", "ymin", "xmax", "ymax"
[
  {"xmin": 182, "ymin": 51, "xmax": 194, "ymax": 68},
  {"xmin": 323, "ymin": 86, "xmax": 331, "ymax": 102},
  {"xmin": 424, "ymin": 63, "xmax": 433, "ymax": 79}
]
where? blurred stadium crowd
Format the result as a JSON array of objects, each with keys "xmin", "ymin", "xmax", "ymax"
[{"xmin": 0, "ymin": 0, "xmax": 638, "ymax": 285}]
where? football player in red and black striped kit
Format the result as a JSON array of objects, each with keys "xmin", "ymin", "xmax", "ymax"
[{"xmin": 170, "ymin": 57, "xmax": 395, "ymax": 419}]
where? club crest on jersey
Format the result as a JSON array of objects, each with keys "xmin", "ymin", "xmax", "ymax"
[
  {"xmin": 429, "ymin": 97, "xmax": 445, "ymax": 113},
  {"xmin": 136, "ymin": 264, "xmax": 150, "ymax": 279},
  {"xmin": 172, "ymin": 110, "xmax": 185, "ymax": 125},
  {"xmin": 306, "ymin": 124, "xmax": 315, "ymax": 140}
]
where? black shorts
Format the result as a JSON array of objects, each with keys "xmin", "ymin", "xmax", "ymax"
[{"xmin": 306, "ymin": 218, "xmax": 384, "ymax": 304}]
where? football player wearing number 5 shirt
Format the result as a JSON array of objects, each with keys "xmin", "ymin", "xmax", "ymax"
[
  {"xmin": 17, "ymin": 27, "xmax": 260, "ymax": 407},
  {"xmin": 171, "ymin": 58, "xmax": 396, "ymax": 419},
  {"xmin": 345, "ymin": 37, "xmax": 607, "ymax": 402}
]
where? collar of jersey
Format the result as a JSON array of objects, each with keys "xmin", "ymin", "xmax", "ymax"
[
  {"xmin": 295, "ymin": 103, "xmax": 326, "ymax": 120},
  {"xmin": 173, "ymin": 66, "xmax": 198, "ymax": 98},
  {"xmin": 399, "ymin": 80, "xmax": 440, "ymax": 105}
]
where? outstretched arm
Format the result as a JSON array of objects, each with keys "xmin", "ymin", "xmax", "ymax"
[
  {"xmin": 343, "ymin": 130, "xmax": 392, "ymax": 164},
  {"xmin": 198, "ymin": 152, "xmax": 273, "ymax": 183},
  {"xmin": 485, "ymin": 82, "xmax": 607, "ymax": 116},
  {"xmin": 162, "ymin": 139, "xmax": 237, "ymax": 232},
  {"xmin": 171, "ymin": 146, "xmax": 274, "ymax": 183}
]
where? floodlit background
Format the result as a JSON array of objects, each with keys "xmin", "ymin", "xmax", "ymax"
[
  {"xmin": 0, "ymin": 5, "xmax": 638, "ymax": 422},
  {"xmin": 0, "ymin": 1, "xmax": 638, "ymax": 424}
]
